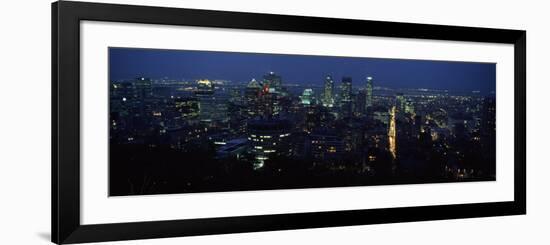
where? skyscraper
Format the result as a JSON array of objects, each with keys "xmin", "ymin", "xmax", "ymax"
[
  {"xmin": 355, "ymin": 89, "xmax": 366, "ymax": 115},
  {"xmin": 365, "ymin": 76, "xmax": 373, "ymax": 110},
  {"xmin": 262, "ymin": 71, "xmax": 282, "ymax": 91},
  {"xmin": 322, "ymin": 75, "xmax": 335, "ymax": 107},
  {"xmin": 257, "ymin": 72, "xmax": 285, "ymax": 119},
  {"xmin": 404, "ymin": 98, "xmax": 415, "ymax": 114},
  {"xmin": 340, "ymin": 77, "xmax": 353, "ymax": 117},
  {"xmin": 194, "ymin": 79, "xmax": 220, "ymax": 125},
  {"xmin": 195, "ymin": 79, "xmax": 214, "ymax": 120},
  {"xmin": 245, "ymin": 78, "xmax": 262, "ymax": 117},
  {"xmin": 258, "ymin": 84, "xmax": 279, "ymax": 119},
  {"xmin": 300, "ymin": 89, "xmax": 315, "ymax": 105},
  {"xmin": 395, "ymin": 93, "xmax": 405, "ymax": 113},
  {"xmin": 340, "ymin": 76, "xmax": 352, "ymax": 102}
]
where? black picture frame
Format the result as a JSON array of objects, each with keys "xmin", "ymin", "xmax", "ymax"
[{"xmin": 52, "ymin": 1, "xmax": 526, "ymax": 244}]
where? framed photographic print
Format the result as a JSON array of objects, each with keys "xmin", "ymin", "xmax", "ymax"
[{"xmin": 52, "ymin": 1, "xmax": 526, "ymax": 244}]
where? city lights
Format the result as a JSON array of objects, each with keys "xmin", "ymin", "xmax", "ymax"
[{"xmin": 109, "ymin": 48, "xmax": 496, "ymax": 196}]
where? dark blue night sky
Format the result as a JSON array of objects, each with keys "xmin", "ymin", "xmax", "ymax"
[{"xmin": 109, "ymin": 47, "xmax": 496, "ymax": 92}]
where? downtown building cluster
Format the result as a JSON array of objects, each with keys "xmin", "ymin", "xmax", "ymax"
[{"xmin": 109, "ymin": 72, "xmax": 496, "ymax": 195}]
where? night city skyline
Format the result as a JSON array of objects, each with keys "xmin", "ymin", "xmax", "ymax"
[
  {"xmin": 109, "ymin": 47, "xmax": 496, "ymax": 94},
  {"xmin": 108, "ymin": 47, "xmax": 496, "ymax": 196}
]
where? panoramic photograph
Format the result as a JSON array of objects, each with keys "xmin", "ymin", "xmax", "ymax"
[{"xmin": 108, "ymin": 47, "xmax": 496, "ymax": 196}]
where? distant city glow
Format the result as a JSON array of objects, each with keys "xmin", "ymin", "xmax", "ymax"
[{"xmin": 108, "ymin": 48, "xmax": 496, "ymax": 196}]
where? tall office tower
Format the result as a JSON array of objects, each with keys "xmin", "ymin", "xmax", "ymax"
[
  {"xmin": 255, "ymin": 84, "xmax": 282, "ymax": 119},
  {"xmin": 194, "ymin": 79, "xmax": 216, "ymax": 124},
  {"xmin": 340, "ymin": 76, "xmax": 352, "ymax": 102},
  {"xmin": 245, "ymin": 78, "xmax": 262, "ymax": 117},
  {"xmin": 300, "ymin": 88, "xmax": 316, "ymax": 105},
  {"xmin": 395, "ymin": 93, "xmax": 405, "ymax": 113},
  {"xmin": 355, "ymin": 89, "xmax": 367, "ymax": 115},
  {"xmin": 340, "ymin": 77, "xmax": 353, "ymax": 117},
  {"xmin": 365, "ymin": 76, "xmax": 373, "ymax": 110},
  {"xmin": 257, "ymin": 72, "xmax": 283, "ymax": 118},
  {"xmin": 258, "ymin": 84, "xmax": 273, "ymax": 119},
  {"xmin": 404, "ymin": 98, "xmax": 415, "ymax": 114},
  {"xmin": 262, "ymin": 71, "xmax": 283, "ymax": 91},
  {"xmin": 322, "ymin": 75, "xmax": 335, "ymax": 107}
]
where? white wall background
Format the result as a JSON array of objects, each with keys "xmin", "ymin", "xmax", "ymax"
[{"xmin": 0, "ymin": 0, "xmax": 547, "ymax": 244}]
